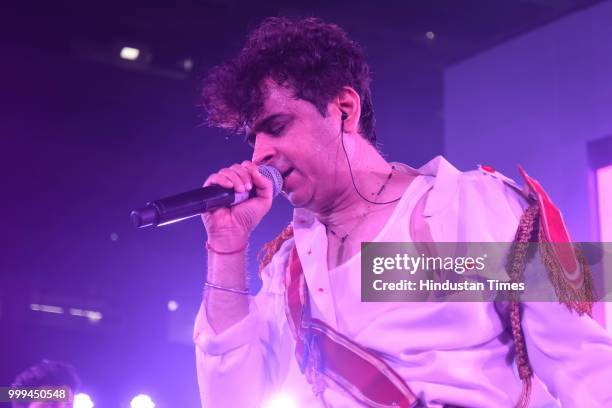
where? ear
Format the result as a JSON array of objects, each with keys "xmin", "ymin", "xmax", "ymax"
[{"xmin": 332, "ymin": 86, "xmax": 361, "ymax": 133}]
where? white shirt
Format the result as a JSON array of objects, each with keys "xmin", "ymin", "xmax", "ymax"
[{"xmin": 194, "ymin": 156, "xmax": 612, "ymax": 407}]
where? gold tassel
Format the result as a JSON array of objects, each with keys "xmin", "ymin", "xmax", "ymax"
[
  {"xmin": 538, "ymin": 229, "xmax": 594, "ymax": 316},
  {"xmin": 516, "ymin": 377, "xmax": 531, "ymax": 408},
  {"xmin": 257, "ymin": 224, "xmax": 294, "ymax": 277},
  {"xmin": 506, "ymin": 202, "xmax": 596, "ymax": 408},
  {"xmin": 506, "ymin": 204, "xmax": 538, "ymax": 408}
]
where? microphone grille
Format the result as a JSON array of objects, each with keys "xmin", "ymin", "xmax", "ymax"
[{"xmin": 257, "ymin": 165, "xmax": 283, "ymax": 197}]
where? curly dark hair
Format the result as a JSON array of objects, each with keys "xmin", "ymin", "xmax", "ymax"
[
  {"xmin": 11, "ymin": 359, "xmax": 81, "ymax": 408},
  {"xmin": 201, "ymin": 17, "xmax": 376, "ymax": 144}
]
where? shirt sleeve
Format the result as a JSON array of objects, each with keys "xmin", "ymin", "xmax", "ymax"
[
  {"xmin": 446, "ymin": 169, "xmax": 612, "ymax": 406},
  {"xmin": 522, "ymin": 301, "xmax": 612, "ymax": 407},
  {"xmin": 193, "ymin": 238, "xmax": 294, "ymax": 408}
]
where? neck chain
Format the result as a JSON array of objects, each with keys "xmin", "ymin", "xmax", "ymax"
[{"xmin": 327, "ymin": 165, "xmax": 396, "ymax": 246}]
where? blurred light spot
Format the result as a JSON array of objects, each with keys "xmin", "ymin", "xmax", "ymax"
[
  {"xmin": 30, "ymin": 303, "xmax": 64, "ymax": 314},
  {"xmin": 74, "ymin": 392, "xmax": 94, "ymax": 408},
  {"xmin": 263, "ymin": 393, "xmax": 298, "ymax": 408},
  {"xmin": 120, "ymin": 47, "xmax": 140, "ymax": 60},
  {"xmin": 182, "ymin": 58, "xmax": 193, "ymax": 71},
  {"xmin": 69, "ymin": 308, "xmax": 86, "ymax": 317},
  {"xmin": 167, "ymin": 300, "xmax": 179, "ymax": 312},
  {"xmin": 130, "ymin": 394, "xmax": 155, "ymax": 408},
  {"xmin": 425, "ymin": 31, "xmax": 435, "ymax": 40},
  {"xmin": 110, "ymin": 233, "xmax": 119, "ymax": 241},
  {"xmin": 69, "ymin": 308, "xmax": 103, "ymax": 323},
  {"xmin": 87, "ymin": 311, "xmax": 103, "ymax": 323}
]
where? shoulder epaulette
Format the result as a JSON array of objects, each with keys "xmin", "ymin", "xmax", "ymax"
[{"xmin": 477, "ymin": 163, "xmax": 536, "ymax": 203}]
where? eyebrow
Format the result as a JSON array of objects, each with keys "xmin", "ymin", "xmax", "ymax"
[{"xmin": 245, "ymin": 113, "xmax": 293, "ymax": 144}]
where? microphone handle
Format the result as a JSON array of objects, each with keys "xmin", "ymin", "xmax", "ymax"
[{"xmin": 131, "ymin": 185, "xmax": 254, "ymax": 228}]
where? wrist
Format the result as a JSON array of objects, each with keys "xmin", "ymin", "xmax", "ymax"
[
  {"xmin": 207, "ymin": 233, "xmax": 249, "ymax": 252},
  {"xmin": 206, "ymin": 240, "xmax": 248, "ymax": 255},
  {"xmin": 204, "ymin": 280, "xmax": 249, "ymax": 295}
]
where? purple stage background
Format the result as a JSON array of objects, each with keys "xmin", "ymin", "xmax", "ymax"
[
  {"xmin": 445, "ymin": 0, "xmax": 612, "ymax": 242},
  {"xmin": 0, "ymin": 6, "xmax": 443, "ymax": 407},
  {"xmin": 0, "ymin": 1, "xmax": 609, "ymax": 406}
]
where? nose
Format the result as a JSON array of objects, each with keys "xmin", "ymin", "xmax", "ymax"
[{"xmin": 252, "ymin": 134, "xmax": 277, "ymax": 165}]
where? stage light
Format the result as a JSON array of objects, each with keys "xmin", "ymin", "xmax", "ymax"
[
  {"xmin": 425, "ymin": 31, "xmax": 435, "ymax": 40},
  {"xmin": 30, "ymin": 303, "xmax": 64, "ymax": 314},
  {"xmin": 130, "ymin": 394, "xmax": 155, "ymax": 408},
  {"xmin": 120, "ymin": 47, "xmax": 140, "ymax": 61},
  {"xmin": 86, "ymin": 310, "xmax": 103, "ymax": 322},
  {"xmin": 68, "ymin": 308, "xmax": 103, "ymax": 323},
  {"xmin": 182, "ymin": 58, "xmax": 193, "ymax": 71},
  {"xmin": 263, "ymin": 392, "xmax": 298, "ymax": 408},
  {"xmin": 110, "ymin": 232, "xmax": 119, "ymax": 241},
  {"xmin": 74, "ymin": 392, "xmax": 94, "ymax": 408},
  {"xmin": 167, "ymin": 300, "xmax": 179, "ymax": 312}
]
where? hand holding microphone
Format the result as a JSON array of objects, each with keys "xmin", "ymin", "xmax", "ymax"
[
  {"xmin": 130, "ymin": 161, "xmax": 283, "ymax": 248},
  {"xmin": 128, "ymin": 162, "xmax": 283, "ymax": 332},
  {"xmin": 201, "ymin": 161, "xmax": 279, "ymax": 249}
]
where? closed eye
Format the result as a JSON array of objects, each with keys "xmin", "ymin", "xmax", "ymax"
[
  {"xmin": 244, "ymin": 113, "xmax": 294, "ymax": 148},
  {"xmin": 270, "ymin": 123, "xmax": 287, "ymax": 136}
]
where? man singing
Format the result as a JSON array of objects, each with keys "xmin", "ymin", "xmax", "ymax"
[{"xmin": 193, "ymin": 17, "xmax": 612, "ymax": 407}]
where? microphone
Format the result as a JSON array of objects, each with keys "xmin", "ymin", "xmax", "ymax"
[{"xmin": 130, "ymin": 165, "xmax": 283, "ymax": 228}]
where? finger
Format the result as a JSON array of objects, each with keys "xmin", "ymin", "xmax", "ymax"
[
  {"xmin": 229, "ymin": 163, "xmax": 253, "ymax": 191},
  {"xmin": 218, "ymin": 168, "xmax": 248, "ymax": 192},
  {"xmin": 204, "ymin": 172, "xmax": 234, "ymax": 189}
]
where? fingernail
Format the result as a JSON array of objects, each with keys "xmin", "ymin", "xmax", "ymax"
[{"xmin": 246, "ymin": 183, "xmax": 252, "ymax": 190}]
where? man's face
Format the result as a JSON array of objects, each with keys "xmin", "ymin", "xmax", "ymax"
[{"xmin": 249, "ymin": 80, "xmax": 348, "ymax": 210}]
